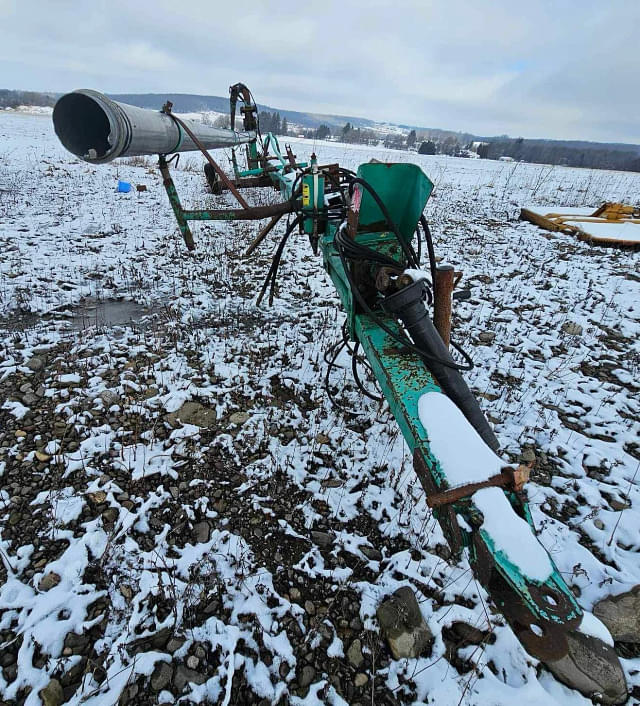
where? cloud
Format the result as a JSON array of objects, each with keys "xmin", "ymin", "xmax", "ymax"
[{"xmin": 1, "ymin": 0, "xmax": 638, "ymax": 143}]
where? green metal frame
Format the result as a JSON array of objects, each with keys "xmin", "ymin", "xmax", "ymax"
[{"xmin": 157, "ymin": 128, "xmax": 582, "ymax": 658}]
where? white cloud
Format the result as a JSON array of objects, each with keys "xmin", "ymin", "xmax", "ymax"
[{"xmin": 1, "ymin": 0, "xmax": 638, "ymax": 143}]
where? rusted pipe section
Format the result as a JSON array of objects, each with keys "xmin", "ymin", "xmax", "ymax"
[{"xmin": 433, "ymin": 264, "xmax": 455, "ymax": 347}]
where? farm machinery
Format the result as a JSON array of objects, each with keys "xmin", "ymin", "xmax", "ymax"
[{"xmin": 52, "ymin": 85, "xmax": 602, "ymax": 672}]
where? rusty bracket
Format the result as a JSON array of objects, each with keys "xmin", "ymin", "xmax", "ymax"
[
  {"xmin": 426, "ymin": 465, "xmax": 530, "ymax": 509},
  {"xmin": 285, "ymin": 145, "xmax": 298, "ymax": 168}
]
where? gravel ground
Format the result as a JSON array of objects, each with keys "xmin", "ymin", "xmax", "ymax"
[{"xmin": 1, "ymin": 112, "xmax": 639, "ymax": 705}]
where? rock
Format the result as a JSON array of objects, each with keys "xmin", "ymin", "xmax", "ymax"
[
  {"xmin": 229, "ymin": 411, "xmax": 250, "ymax": 425},
  {"xmin": 40, "ymin": 678, "xmax": 63, "ymax": 706},
  {"xmin": 561, "ymin": 321, "xmax": 583, "ymax": 336},
  {"xmin": 360, "ymin": 545, "xmax": 382, "ymax": 562},
  {"xmin": 38, "ymin": 572, "xmax": 61, "ymax": 591},
  {"xmin": 88, "ymin": 491, "xmax": 107, "ymax": 504},
  {"xmin": 299, "ymin": 665, "xmax": 316, "ymax": 687},
  {"xmin": 520, "ymin": 447, "xmax": 536, "ymax": 464},
  {"xmin": 127, "ymin": 627, "xmax": 172, "ymax": 655},
  {"xmin": 174, "ymin": 665, "xmax": 207, "ymax": 691},
  {"xmin": 546, "ymin": 631, "xmax": 627, "ymax": 704},
  {"xmin": 193, "ymin": 521, "xmax": 211, "ymax": 544},
  {"xmin": 186, "ymin": 655, "xmax": 199, "ymax": 670},
  {"xmin": 102, "ymin": 507, "xmax": 119, "ymax": 524},
  {"xmin": 100, "ymin": 390, "xmax": 120, "ymax": 408},
  {"xmin": 609, "ymin": 498, "xmax": 631, "ymax": 511},
  {"xmin": 120, "ymin": 584, "xmax": 133, "ymax": 602},
  {"xmin": 478, "ymin": 331, "xmax": 496, "ymax": 344},
  {"xmin": 151, "ymin": 662, "xmax": 173, "ymax": 691},
  {"xmin": 304, "ymin": 600, "xmax": 316, "ymax": 616},
  {"xmin": 0, "ymin": 651, "xmax": 15, "ymax": 668},
  {"xmin": 315, "ymin": 433, "xmax": 330, "ymax": 445},
  {"xmin": 64, "ymin": 631, "xmax": 90, "ymax": 654},
  {"xmin": 289, "ymin": 587, "xmax": 301, "ymax": 601},
  {"xmin": 121, "ymin": 683, "xmax": 139, "ymax": 702},
  {"xmin": 35, "ymin": 450, "xmax": 51, "ymax": 463},
  {"xmin": 166, "ymin": 637, "xmax": 186, "ymax": 654},
  {"xmin": 354, "ymin": 673, "xmax": 368, "ymax": 687},
  {"xmin": 347, "ymin": 639, "xmax": 364, "ymax": 668},
  {"xmin": 594, "ymin": 519, "xmax": 605, "ymax": 530},
  {"xmin": 593, "ymin": 586, "xmax": 640, "ymax": 643},
  {"xmin": 27, "ymin": 356, "xmax": 46, "ymax": 371},
  {"xmin": 311, "ymin": 530, "xmax": 333, "ymax": 548},
  {"xmin": 448, "ymin": 621, "xmax": 495, "ymax": 646},
  {"xmin": 377, "ymin": 587, "xmax": 433, "ymax": 660},
  {"xmin": 167, "ymin": 401, "xmax": 216, "ymax": 428}
]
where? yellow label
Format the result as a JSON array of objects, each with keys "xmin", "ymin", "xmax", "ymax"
[{"xmin": 302, "ymin": 183, "xmax": 310, "ymax": 207}]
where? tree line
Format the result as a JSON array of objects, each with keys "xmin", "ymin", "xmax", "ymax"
[
  {"xmin": 480, "ymin": 137, "xmax": 640, "ymax": 172},
  {"xmin": 0, "ymin": 90, "xmax": 56, "ymax": 109}
]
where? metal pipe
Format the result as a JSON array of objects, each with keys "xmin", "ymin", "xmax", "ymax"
[
  {"xmin": 433, "ymin": 264, "xmax": 454, "ymax": 347},
  {"xmin": 52, "ymin": 89, "xmax": 256, "ymax": 164}
]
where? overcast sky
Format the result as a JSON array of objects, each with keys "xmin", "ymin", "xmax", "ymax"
[{"xmin": 2, "ymin": 0, "xmax": 638, "ymax": 143}]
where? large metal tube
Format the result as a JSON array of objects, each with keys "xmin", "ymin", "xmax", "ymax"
[{"xmin": 52, "ymin": 89, "xmax": 256, "ymax": 164}]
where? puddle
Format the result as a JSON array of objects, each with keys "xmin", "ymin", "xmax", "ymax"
[
  {"xmin": 68, "ymin": 297, "xmax": 160, "ymax": 331},
  {"xmin": 0, "ymin": 297, "xmax": 165, "ymax": 334}
]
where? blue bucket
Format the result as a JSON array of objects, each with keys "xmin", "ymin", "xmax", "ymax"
[{"xmin": 117, "ymin": 180, "xmax": 131, "ymax": 193}]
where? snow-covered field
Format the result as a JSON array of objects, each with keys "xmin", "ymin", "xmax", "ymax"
[{"xmin": 0, "ymin": 112, "xmax": 639, "ymax": 705}]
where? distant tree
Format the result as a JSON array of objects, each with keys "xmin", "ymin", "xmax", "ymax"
[
  {"xmin": 342, "ymin": 122, "xmax": 352, "ymax": 140},
  {"xmin": 406, "ymin": 130, "xmax": 417, "ymax": 148},
  {"xmin": 258, "ymin": 111, "xmax": 271, "ymax": 132},
  {"xmin": 418, "ymin": 140, "xmax": 436, "ymax": 155},
  {"xmin": 384, "ymin": 134, "xmax": 406, "ymax": 150},
  {"xmin": 281, "ymin": 117, "xmax": 288, "ymax": 136},
  {"xmin": 477, "ymin": 142, "xmax": 489, "ymax": 159},
  {"xmin": 212, "ymin": 114, "xmax": 231, "ymax": 129},
  {"xmin": 315, "ymin": 124, "xmax": 331, "ymax": 140},
  {"xmin": 441, "ymin": 135, "xmax": 460, "ymax": 156}
]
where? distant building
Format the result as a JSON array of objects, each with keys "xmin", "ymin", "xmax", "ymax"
[{"xmin": 499, "ymin": 155, "xmax": 515, "ymax": 162}]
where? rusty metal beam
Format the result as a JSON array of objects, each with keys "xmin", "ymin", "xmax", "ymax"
[
  {"xmin": 426, "ymin": 465, "xmax": 530, "ymax": 509},
  {"xmin": 244, "ymin": 214, "xmax": 283, "ymax": 257}
]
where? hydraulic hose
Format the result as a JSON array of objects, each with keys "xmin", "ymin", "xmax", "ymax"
[{"xmin": 384, "ymin": 280, "xmax": 500, "ymax": 451}]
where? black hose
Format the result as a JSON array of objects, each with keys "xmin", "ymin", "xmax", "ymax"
[
  {"xmin": 420, "ymin": 215, "xmax": 437, "ymax": 289},
  {"xmin": 384, "ymin": 280, "xmax": 499, "ymax": 451},
  {"xmin": 256, "ymin": 215, "xmax": 302, "ymax": 306}
]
